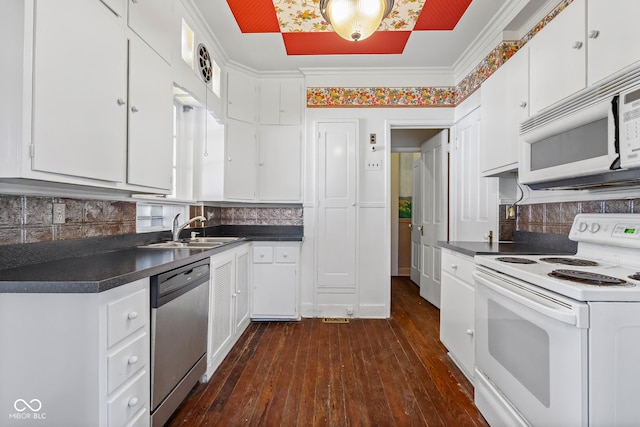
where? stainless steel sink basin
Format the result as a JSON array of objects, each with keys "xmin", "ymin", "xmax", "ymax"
[
  {"xmin": 139, "ymin": 237, "xmax": 242, "ymax": 249},
  {"xmin": 189, "ymin": 237, "xmax": 241, "ymax": 243},
  {"xmin": 140, "ymin": 241, "xmax": 224, "ymax": 249}
]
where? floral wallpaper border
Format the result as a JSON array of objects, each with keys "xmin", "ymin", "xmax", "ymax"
[{"xmin": 306, "ymin": 0, "xmax": 573, "ymax": 108}]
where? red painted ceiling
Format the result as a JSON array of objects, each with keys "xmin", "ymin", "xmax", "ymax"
[{"xmin": 226, "ymin": 0, "xmax": 473, "ymax": 56}]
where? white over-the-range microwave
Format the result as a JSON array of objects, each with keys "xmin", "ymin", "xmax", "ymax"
[{"xmin": 519, "ymin": 71, "xmax": 640, "ymax": 189}]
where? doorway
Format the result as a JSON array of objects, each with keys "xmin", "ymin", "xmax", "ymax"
[
  {"xmin": 390, "ymin": 127, "xmax": 449, "ymax": 309},
  {"xmin": 390, "ymin": 128, "xmax": 441, "ymax": 281}
]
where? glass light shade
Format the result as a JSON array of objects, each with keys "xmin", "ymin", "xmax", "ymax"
[{"xmin": 321, "ymin": 0, "xmax": 394, "ymax": 42}]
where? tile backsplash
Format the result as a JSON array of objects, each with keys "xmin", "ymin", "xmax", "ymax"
[
  {"xmin": 0, "ymin": 195, "xmax": 136, "ymax": 245},
  {"xmin": 499, "ymin": 198, "xmax": 640, "ymax": 240},
  {"xmin": 1, "ymin": 194, "xmax": 304, "ymax": 246}
]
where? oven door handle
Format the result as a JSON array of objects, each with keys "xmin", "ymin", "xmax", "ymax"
[{"xmin": 473, "ymin": 271, "xmax": 579, "ymax": 326}]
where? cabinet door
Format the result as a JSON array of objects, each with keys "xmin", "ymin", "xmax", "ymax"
[
  {"xmin": 127, "ymin": 0, "xmax": 174, "ymax": 63},
  {"xmin": 227, "ymin": 71, "xmax": 256, "ymax": 123},
  {"xmin": 127, "ymin": 36, "xmax": 173, "ymax": 190},
  {"xmin": 529, "ymin": 0, "xmax": 586, "ymax": 114},
  {"xmin": 587, "ymin": 0, "xmax": 640, "ymax": 86},
  {"xmin": 234, "ymin": 245, "xmax": 250, "ymax": 331},
  {"xmin": 258, "ymin": 80, "xmax": 280, "ymax": 125},
  {"xmin": 32, "ymin": 0, "xmax": 127, "ymax": 182},
  {"xmin": 225, "ymin": 120, "xmax": 257, "ymax": 200},
  {"xmin": 258, "ymin": 127, "xmax": 302, "ymax": 202},
  {"xmin": 209, "ymin": 253, "xmax": 235, "ymax": 364},
  {"xmin": 440, "ymin": 270, "xmax": 475, "ymax": 379},
  {"xmin": 480, "ymin": 47, "xmax": 528, "ymax": 176},
  {"xmin": 258, "ymin": 80, "xmax": 302, "ymax": 125},
  {"xmin": 252, "ymin": 264, "xmax": 297, "ymax": 319},
  {"xmin": 280, "ymin": 80, "xmax": 302, "ymax": 125}
]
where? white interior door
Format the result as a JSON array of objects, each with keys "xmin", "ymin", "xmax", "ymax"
[
  {"xmin": 419, "ymin": 130, "xmax": 448, "ymax": 308},
  {"xmin": 410, "ymin": 158, "xmax": 421, "ymax": 285},
  {"xmin": 317, "ymin": 122, "xmax": 357, "ymax": 288},
  {"xmin": 451, "ymin": 108, "xmax": 499, "ymax": 241}
]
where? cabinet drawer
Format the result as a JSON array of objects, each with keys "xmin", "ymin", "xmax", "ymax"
[
  {"xmin": 107, "ymin": 332, "xmax": 148, "ymax": 394},
  {"xmin": 108, "ymin": 372, "xmax": 148, "ymax": 427},
  {"xmin": 253, "ymin": 246, "xmax": 274, "ymax": 263},
  {"xmin": 107, "ymin": 289, "xmax": 147, "ymax": 347},
  {"xmin": 441, "ymin": 251, "xmax": 474, "ymax": 284},
  {"xmin": 275, "ymin": 246, "xmax": 297, "ymax": 263}
]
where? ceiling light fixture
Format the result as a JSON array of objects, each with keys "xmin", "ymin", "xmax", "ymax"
[{"xmin": 320, "ymin": 0, "xmax": 395, "ymax": 42}]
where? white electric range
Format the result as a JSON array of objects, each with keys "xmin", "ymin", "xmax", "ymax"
[{"xmin": 473, "ymin": 213, "xmax": 640, "ymax": 427}]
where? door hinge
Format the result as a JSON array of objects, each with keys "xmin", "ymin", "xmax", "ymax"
[{"xmin": 29, "ymin": 144, "xmax": 35, "ymax": 158}]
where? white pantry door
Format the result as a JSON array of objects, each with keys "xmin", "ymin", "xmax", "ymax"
[
  {"xmin": 410, "ymin": 157, "xmax": 421, "ymax": 285},
  {"xmin": 451, "ymin": 108, "xmax": 499, "ymax": 241},
  {"xmin": 317, "ymin": 122, "xmax": 357, "ymax": 288},
  {"xmin": 419, "ymin": 130, "xmax": 448, "ymax": 308}
]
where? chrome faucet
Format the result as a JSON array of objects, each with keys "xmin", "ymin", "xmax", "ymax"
[{"xmin": 172, "ymin": 213, "xmax": 207, "ymax": 241}]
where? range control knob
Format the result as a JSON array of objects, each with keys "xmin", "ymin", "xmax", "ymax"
[
  {"xmin": 589, "ymin": 223, "xmax": 601, "ymax": 233},
  {"xmin": 577, "ymin": 222, "xmax": 588, "ymax": 232}
]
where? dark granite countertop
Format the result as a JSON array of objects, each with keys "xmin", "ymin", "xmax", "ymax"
[
  {"xmin": 438, "ymin": 231, "xmax": 577, "ymax": 258},
  {"xmin": 0, "ymin": 225, "xmax": 303, "ymax": 293}
]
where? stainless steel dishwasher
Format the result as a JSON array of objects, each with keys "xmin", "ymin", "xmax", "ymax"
[{"xmin": 150, "ymin": 258, "xmax": 209, "ymax": 427}]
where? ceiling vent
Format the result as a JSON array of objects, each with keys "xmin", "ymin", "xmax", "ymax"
[{"xmin": 197, "ymin": 43, "xmax": 212, "ymax": 84}]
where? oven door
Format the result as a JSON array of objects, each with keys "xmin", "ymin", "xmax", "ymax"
[{"xmin": 473, "ymin": 266, "xmax": 589, "ymax": 427}]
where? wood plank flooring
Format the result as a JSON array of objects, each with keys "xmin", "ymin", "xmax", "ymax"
[{"xmin": 167, "ymin": 277, "xmax": 488, "ymax": 426}]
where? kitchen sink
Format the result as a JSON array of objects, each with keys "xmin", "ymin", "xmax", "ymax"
[
  {"xmin": 139, "ymin": 237, "xmax": 243, "ymax": 249},
  {"xmin": 189, "ymin": 237, "xmax": 242, "ymax": 243}
]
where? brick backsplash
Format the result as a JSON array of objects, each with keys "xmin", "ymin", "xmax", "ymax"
[{"xmin": 504, "ymin": 198, "xmax": 640, "ymax": 239}]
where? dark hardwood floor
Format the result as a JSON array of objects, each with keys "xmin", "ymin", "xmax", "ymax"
[{"xmin": 167, "ymin": 277, "xmax": 488, "ymax": 426}]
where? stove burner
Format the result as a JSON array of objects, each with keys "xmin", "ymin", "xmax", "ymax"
[
  {"xmin": 496, "ymin": 257, "xmax": 537, "ymax": 264},
  {"xmin": 549, "ymin": 269, "xmax": 631, "ymax": 286},
  {"xmin": 629, "ymin": 273, "xmax": 640, "ymax": 281},
  {"xmin": 540, "ymin": 257, "xmax": 599, "ymax": 267}
]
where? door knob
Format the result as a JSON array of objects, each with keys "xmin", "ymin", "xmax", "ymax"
[{"xmin": 418, "ymin": 226, "xmax": 423, "ymax": 236}]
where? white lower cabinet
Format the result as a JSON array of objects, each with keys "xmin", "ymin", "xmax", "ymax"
[
  {"xmin": 251, "ymin": 242, "xmax": 300, "ymax": 320},
  {"xmin": 204, "ymin": 243, "xmax": 250, "ymax": 380},
  {"xmin": 0, "ymin": 278, "xmax": 150, "ymax": 427},
  {"xmin": 439, "ymin": 249, "xmax": 475, "ymax": 382}
]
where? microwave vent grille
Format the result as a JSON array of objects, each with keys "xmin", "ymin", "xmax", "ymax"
[{"xmin": 521, "ymin": 63, "xmax": 640, "ymax": 134}]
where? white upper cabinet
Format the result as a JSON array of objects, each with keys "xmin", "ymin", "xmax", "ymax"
[
  {"xmin": 31, "ymin": 0, "xmax": 128, "ymax": 183},
  {"xmin": 225, "ymin": 120, "xmax": 258, "ymax": 201},
  {"xmin": 258, "ymin": 79, "xmax": 303, "ymax": 125},
  {"xmin": 227, "ymin": 70, "xmax": 256, "ymax": 123},
  {"xmin": 529, "ymin": 0, "xmax": 586, "ymax": 114},
  {"xmin": 587, "ymin": 0, "xmax": 640, "ymax": 86},
  {"xmin": 529, "ymin": 0, "xmax": 640, "ymax": 114},
  {"xmin": 480, "ymin": 46, "xmax": 529, "ymax": 176},
  {"xmin": 127, "ymin": 36, "xmax": 173, "ymax": 190},
  {"xmin": 258, "ymin": 127, "xmax": 302, "ymax": 202},
  {"xmin": 1, "ymin": 0, "xmax": 174, "ymax": 193},
  {"xmin": 127, "ymin": 0, "xmax": 174, "ymax": 63}
]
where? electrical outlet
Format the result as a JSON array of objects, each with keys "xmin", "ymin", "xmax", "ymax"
[
  {"xmin": 53, "ymin": 203, "xmax": 66, "ymax": 224},
  {"xmin": 365, "ymin": 160, "xmax": 382, "ymax": 171}
]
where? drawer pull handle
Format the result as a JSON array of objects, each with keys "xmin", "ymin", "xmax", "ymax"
[
  {"xmin": 128, "ymin": 397, "xmax": 139, "ymax": 408},
  {"xmin": 451, "ymin": 264, "xmax": 458, "ymax": 269},
  {"xmin": 127, "ymin": 311, "xmax": 138, "ymax": 320},
  {"xmin": 572, "ymin": 41, "xmax": 583, "ymax": 49},
  {"xmin": 466, "ymin": 329, "xmax": 474, "ymax": 336},
  {"xmin": 283, "ymin": 254, "xmax": 288, "ymax": 258},
  {"xmin": 128, "ymin": 355, "xmax": 139, "ymax": 365}
]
